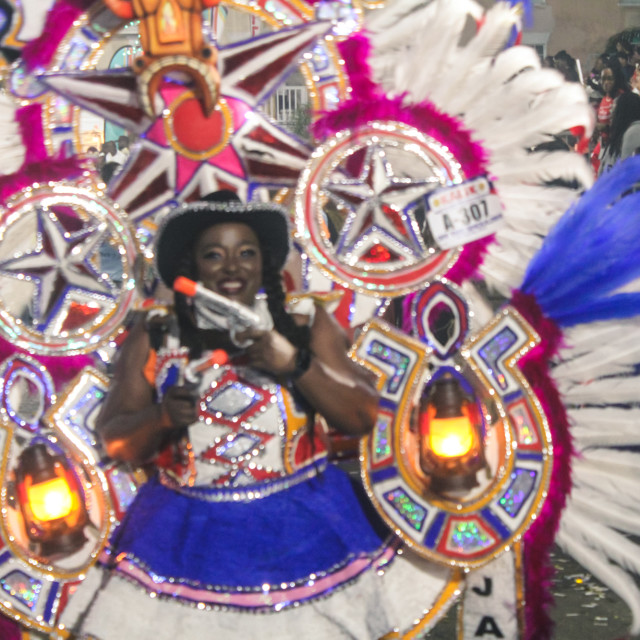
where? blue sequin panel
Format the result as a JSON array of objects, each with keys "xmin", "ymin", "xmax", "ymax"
[
  {"xmin": 450, "ymin": 521, "xmax": 492, "ymax": 552},
  {"xmin": 215, "ymin": 432, "xmax": 262, "ymax": 460},
  {"xmin": 61, "ymin": 40, "xmax": 90, "ymax": 71},
  {"xmin": 0, "ymin": 570, "xmax": 42, "ymax": 610},
  {"xmin": 373, "ymin": 417, "xmax": 392, "ymax": 462},
  {"xmin": 477, "ymin": 326, "xmax": 518, "ymax": 390},
  {"xmin": 498, "ymin": 468, "xmax": 538, "ymax": 518},
  {"xmin": 383, "ymin": 488, "xmax": 427, "ymax": 531},
  {"xmin": 367, "ymin": 340, "xmax": 410, "ymax": 394}
]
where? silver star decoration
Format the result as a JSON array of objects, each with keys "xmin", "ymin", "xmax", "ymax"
[
  {"xmin": 0, "ymin": 206, "xmax": 112, "ymax": 328},
  {"xmin": 324, "ymin": 145, "xmax": 441, "ymax": 266}
]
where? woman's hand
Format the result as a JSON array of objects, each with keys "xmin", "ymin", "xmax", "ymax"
[
  {"xmin": 235, "ymin": 327, "xmax": 298, "ymax": 377},
  {"xmin": 160, "ymin": 383, "xmax": 199, "ymax": 429},
  {"xmin": 239, "ymin": 306, "xmax": 379, "ymax": 436}
]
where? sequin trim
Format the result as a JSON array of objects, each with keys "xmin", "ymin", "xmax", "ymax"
[
  {"xmin": 101, "ymin": 537, "xmax": 400, "ymax": 613},
  {"xmin": 157, "ymin": 457, "xmax": 328, "ymax": 502}
]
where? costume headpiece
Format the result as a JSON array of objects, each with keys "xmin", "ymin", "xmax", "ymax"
[{"xmin": 155, "ymin": 190, "xmax": 290, "ymax": 288}]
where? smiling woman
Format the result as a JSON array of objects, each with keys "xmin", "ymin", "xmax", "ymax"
[
  {"xmin": 193, "ymin": 223, "xmax": 263, "ymax": 305},
  {"xmin": 57, "ymin": 190, "xmax": 451, "ymax": 640}
]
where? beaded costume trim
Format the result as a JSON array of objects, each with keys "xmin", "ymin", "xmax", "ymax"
[
  {"xmin": 99, "ymin": 536, "xmax": 400, "ymax": 613},
  {"xmin": 157, "ymin": 458, "xmax": 327, "ymax": 502}
]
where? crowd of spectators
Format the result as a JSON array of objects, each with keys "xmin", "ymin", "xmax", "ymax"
[
  {"xmin": 85, "ymin": 133, "xmax": 134, "ymax": 184},
  {"xmin": 544, "ymin": 41, "xmax": 640, "ymax": 176}
]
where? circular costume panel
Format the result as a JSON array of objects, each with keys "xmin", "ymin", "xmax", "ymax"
[
  {"xmin": 295, "ymin": 121, "xmax": 465, "ymax": 297},
  {"xmin": 0, "ymin": 184, "xmax": 138, "ymax": 355}
]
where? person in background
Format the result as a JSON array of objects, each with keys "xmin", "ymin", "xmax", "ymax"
[
  {"xmin": 598, "ymin": 91, "xmax": 640, "ymax": 175},
  {"xmin": 586, "ymin": 54, "xmax": 607, "ymax": 105},
  {"xmin": 553, "ymin": 50, "xmax": 580, "ymax": 83},
  {"xmin": 615, "ymin": 40, "xmax": 635, "ymax": 83},
  {"xmin": 542, "ymin": 55, "xmax": 555, "ymax": 69},
  {"xmin": 631, "ymin": 64, "xmax": 640, "ymax": 96},
  {"xmin": 100, "ymin": 161, "xmax": 121, "ymax": 184},
  {"xmin": 117, "ymin": 134, "xmax": 131, "ymax": 159},
  {"xmin": 591, "ymin": 57, "xmax": 628, "ymax": 173}
]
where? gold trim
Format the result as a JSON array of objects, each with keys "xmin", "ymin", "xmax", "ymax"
[{"xmin": 514, "ymin": 539, "xmax": 526, "ymax": 636}]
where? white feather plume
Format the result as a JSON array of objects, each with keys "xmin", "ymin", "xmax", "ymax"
[
  {"xmin": 557, "ymin": 511, "xmax": 640, "ymax": 635},
  {"xmin": 431, "ymin": 4, "xmax": 520, "ymax": 109},
  {"xmin": 570, "ymin": 493, "xmax": 640, "ymax": 535},
  {"xmin": 490, "ymin": 150, "xmax": 593, "ymax": 187},
  {"xmin": 578, "ymin": 447, "xmax": 640, "ymax": 472},
  {"xmin": 568, "ymin": 407, "xmax": 640, "ymax": 448},
  {"xmin": 0, "ymin": 93, "xmax": 25, "ymax": 176},
  {"xmin": 553, "ymin": 325, "xmax": 640, "ymax": 381},
  {"xmin": 490, "ymin": 44, "xmax": 542, "ymax": 80},
  {"xmin": 463, "ymin": 67, "xmax": 564, "ymax": 131},
  {"xmin": 559, "ymin": 376, "xmax": 640, "ymax": 404},
  {"xmin": 572, "ymin": 459, "xmax": 640, "ymax": 506}
]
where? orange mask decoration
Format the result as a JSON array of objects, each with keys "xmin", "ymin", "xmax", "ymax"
[{"xmin": 104, "ymin": 0, "xmax": 222, "ymax": 117}]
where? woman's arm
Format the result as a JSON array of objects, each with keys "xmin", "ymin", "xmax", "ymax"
[
  {"xmin": 97, "ymin": 316, "xmax": 198, "ymax": 463},
  {"xmin": 238, "ymin": 306, "xmax": 379, "ymax": 436}
]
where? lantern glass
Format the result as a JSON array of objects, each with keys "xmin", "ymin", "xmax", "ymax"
[
  {"xmin": 428, "ymin": 411, "xmax": 475, "ymax": 458},
  {"xmin": 26, "ymin": 474, "xmax": 74, "ymax": 522},
  {"xmin": 15, "ymin": 443, "xmax": 88, "ymax": 557},
  {"xmin": 417, "ymin": 374, "xmax": 486, "ymax": 494}
]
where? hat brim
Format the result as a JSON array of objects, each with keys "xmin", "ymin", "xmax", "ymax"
[{"xmin": 155, "ymin": 200, "xmax": 291, "ymax": 288}]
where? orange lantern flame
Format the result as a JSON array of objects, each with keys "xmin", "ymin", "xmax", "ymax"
[
  {"xmin": 15, "ymin": 444, "xmax": 88, "ymax": 557},
  {"xmin": 26, "ymin": 473, "xmax": 74, "ymax": 522},
  {"xmin": 418, "ymin": 374, "xmax": 485, "ymax": 494},
  {"xmin": 427, "ymin": 410, "xmax": 475, "ymax": 459}
]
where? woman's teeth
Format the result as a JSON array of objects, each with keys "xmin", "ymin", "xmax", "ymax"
[{"xmin": 219, "ymin": 280, "xmax": 243, "ymax": 294}]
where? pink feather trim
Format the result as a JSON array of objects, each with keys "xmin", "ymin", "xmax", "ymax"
[
  {"xmin": 0, "ymin": 104, "xmax": 85, "ymax": 202},
  {"xmin": 313, "ymin": 32, "xmax": 491, "ymax": 291},
  {"xmin": 0, "ymin": 334, "xmax": 94, "ymax": 389},
  {"xmin": 511, "ymin": 290, "xmax": 573, "ymax": 640},
  {"xmin": 22, "ymin": 0, "xmax": 94, "ymax": 71},
  {"xmin": 0, "ymin": 614, "xmax": 21, "ymax": 640}
]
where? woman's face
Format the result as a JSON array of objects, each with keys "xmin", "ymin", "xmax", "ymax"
[
  {"xmin": 193, "ymin": 222, "xmax": 262, "ymax": 306},
  {"xmin": 601, "ymin": 68, "xmax": 616, "ymax": 96}
]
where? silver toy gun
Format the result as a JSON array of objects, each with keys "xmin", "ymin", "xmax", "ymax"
[{"xmin": 173, "ymin": 276, "xmax": 270, "ymax": 346}]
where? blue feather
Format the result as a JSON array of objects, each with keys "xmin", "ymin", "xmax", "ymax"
[
  {"xmin": 521, "ymin": 156, "xmax": 640, "ymax": 328},
  {"xmin": 500, "ymin": 0, "xmax": 533, "ymax": 27},
  {"xmin": 551, "ymin": 292, "xmax": 640, "ymax": 327},
  {"xmin": 495, "ymin": 1, "xmax": 532, "ymax": 49}
]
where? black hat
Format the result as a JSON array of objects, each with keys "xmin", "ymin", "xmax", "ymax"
[{"xmin": 155, "ymin": 191, "xmax": 291, "ymax": 288}]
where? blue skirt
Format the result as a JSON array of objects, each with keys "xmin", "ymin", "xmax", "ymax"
[{"xmin": 104, "ymin": 464, "xmax": 396, "ymax": 609}]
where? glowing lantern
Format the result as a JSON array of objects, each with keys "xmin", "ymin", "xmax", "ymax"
[
  {"xmin": 418, "ymin": 374, "xmax": 485, "ymax": 494},
  {"xmin": 15, "ymin": 444, "xmax": 88, "ymax": 557}
]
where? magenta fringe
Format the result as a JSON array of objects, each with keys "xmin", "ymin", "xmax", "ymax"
[
  {"xmin": 0, "ymin": 333, "xmax": 94, "ymax": 389},
  {"xmin": 0, "ymin": 103, "xmax": 92, "ymax": 385},
  {"xmin": 0, "ymin": 614, "xmax": 21, "ymax": 640},
  {"xmin": 313, "ymin": 34, "xmax": 488, "ymax": 177},
  {"xmin": 510, "ymin": 290, "xmax": 574, "ymax": 640},
  {"xmin": 0, "ymin": 104, "xmax": 84, "ymax": 202},
  {"xmin": 313, "ymin": 33, "xmax": 491, "ymax": 298},
  {"xmin": 21, "ymin": 0, "xmax": 94, "ymax": 72}
]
